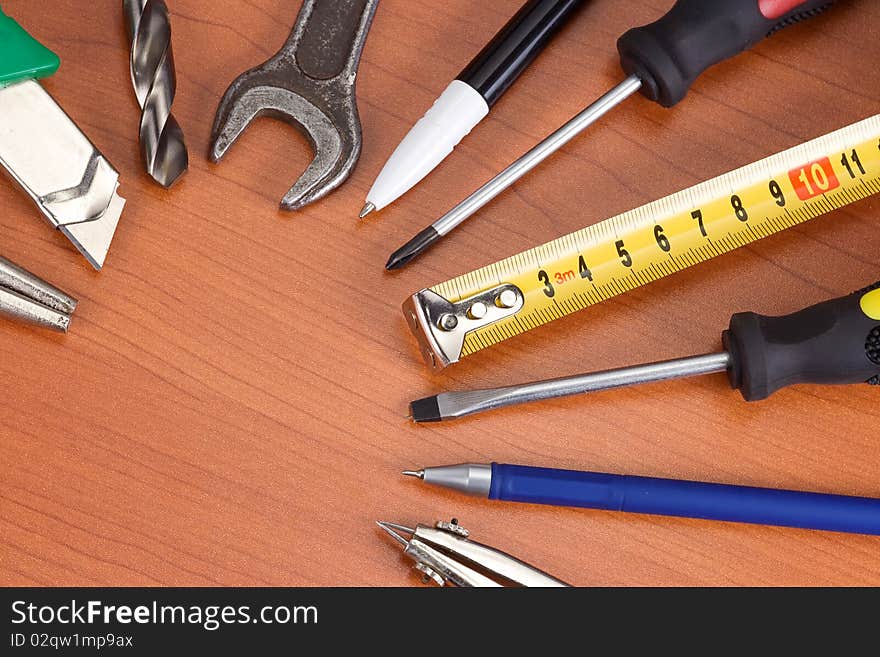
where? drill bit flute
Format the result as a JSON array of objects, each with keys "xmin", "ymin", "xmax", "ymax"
[{"xmin": 123, "ymin": 0, "xmax": 188, "ymax": 187}]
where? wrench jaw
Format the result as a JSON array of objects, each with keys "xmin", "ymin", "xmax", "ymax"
[
  {"xmin": 280, "ymin": 102, "xmax": 361, "ymax": 211},
  {"xmin": 209, "ymin": 74, "xmax": 360, "ymax": 211},
  {"xmin": 210, "ymin": 0, "xmax": 378, "ymax": 210},
  {"xmin": 208, "ymin": 69, "xmax": 268, "ymax": 164}
]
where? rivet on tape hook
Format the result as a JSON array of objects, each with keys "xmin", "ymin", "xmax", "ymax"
[{"xmin": 402, "ymin": 284, "xmax": 524, "ymax": 370}]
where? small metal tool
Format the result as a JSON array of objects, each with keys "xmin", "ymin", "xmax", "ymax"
[
  {"xmin": 0, "ymin": 256, "xmax": 77, "ymax": 332},
  {"xmin": 123, "ymin": 0, "xmax": 188, "ymax": 187},
  {"xmin": 210, "ymin": 0, "xmax": 378, "ymax": 210},
  {"xmin": 410, "ymin": 282, "xmax": 880, "ymax": 421},
  {"xmin": 376, "ymin": 518, "xmax": 569, "ymax": 587},
  {"xmin": 0, "ymin": 7, "xmax": 125, "ymax": 270}
]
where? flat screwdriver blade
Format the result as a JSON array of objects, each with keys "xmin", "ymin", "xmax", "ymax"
[{"xmin": 412, "ymin": 352, "xmax": 732, "ymax": 421}]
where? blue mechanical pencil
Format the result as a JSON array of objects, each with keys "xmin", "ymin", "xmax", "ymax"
[{"xmin": 404, "ymin": 463, "xmax": 880, "ymax": 536}]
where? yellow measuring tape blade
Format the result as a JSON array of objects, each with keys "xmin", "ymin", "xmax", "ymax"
[{"xmin": 403, "ymin": 114, "xmax": 880, "ymax": 370}]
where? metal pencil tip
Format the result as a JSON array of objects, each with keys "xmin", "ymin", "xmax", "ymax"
[
  {"xmin": 358, "ymin": 202, "xmax": 376, "ymax": 219},
  {"xmin": 401, "ymin": 470, "xmax": 424, "ymax": 479},
  {"xmin": 376, "ymin": 521, "xmax": 413, "ymax": 547}
]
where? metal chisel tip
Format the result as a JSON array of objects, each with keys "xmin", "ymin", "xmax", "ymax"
[
  {"xmin": 401, "ymin": 470, "xmax": 424, "ymax": 479},
  {"xmin": 409, "ymin": 395, "xmax": 441, "ymax": 422}
]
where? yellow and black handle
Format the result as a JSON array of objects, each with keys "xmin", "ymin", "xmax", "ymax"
[{"xmin": 723, "ymin": 282, "xmax": 880, "ymax": 401}]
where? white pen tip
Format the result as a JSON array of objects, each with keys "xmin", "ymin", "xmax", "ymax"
[{"xmin": 358, "ymin": 202, "xmax": 376, "ymax": 219}]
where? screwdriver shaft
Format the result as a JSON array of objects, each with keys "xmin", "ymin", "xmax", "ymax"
[
  {"xmin": 423, "ymin": 351, "xmax": 730, "ymax": 420},
  {"xmin": 434, "ymin": 75, "xmax": 642, "ymax": 236},
  {"xmin": 386, "ymin": 75, "xmax": 642, "ymax": 269}
]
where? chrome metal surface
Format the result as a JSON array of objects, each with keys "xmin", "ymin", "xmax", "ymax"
[
  {"xmin": 435, "ymin": 352, "xmax": 733, "ymax": 419},
  {"xmin": 437, "ymin": 313, "xmax": 458, "ymax": 331},
  {"xmin": 432, "ymin": 75, "xmax": 642, "ymax": 236},
  {"xmin": 377, "ymin": 518, "xmax": 568, "ymax": 587},
  {"xmin": 467, "ymin": 301, "xmax": 488, "ymax": 320},
  {"xmin": 417, "ymin": 464, "xmax": 492, "ymax": 497},
  {"xmin": 124, "ymin": 0, "xmax": 188, "ymax": 187},
  {"xmin": 414, "ymin": 562, "xmax": 445, "ymax": 586},
  {"xmin": 210, "ymin": 0, "xmax": 378, "ymax": 210},
  {"xmin": 403, "ymin": 284, "xmax": 524, "ymax": 370},
  {"xmin": 0, "ymin": 80, "xmax": 125, "ymax": 270},
  {"xmin": 0, "ymin": 257, "xmax": 77, "ymax": 332},
  {"xmin": 434, "ymin": 519, "xmax": 469, "ymax": 537},
  {"xmin": 496, "ymin": 289, "xmax": 518, "ymax": 308}
]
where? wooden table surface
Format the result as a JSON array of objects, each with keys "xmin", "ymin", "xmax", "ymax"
[{"xmin": 2, "ymin": 0, "xmax": 879, "ymax": 587}]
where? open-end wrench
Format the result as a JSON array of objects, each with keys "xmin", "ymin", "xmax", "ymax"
[{"xmin": 210, "ymin": 0, "xmax": 378, "ymax": 210}]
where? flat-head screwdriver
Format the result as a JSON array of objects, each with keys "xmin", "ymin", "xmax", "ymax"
[
  {"xmin": 387, "ymin": 0, "xmax": 839, "ymax": 270},
  {"xmin": 410, "ymin": 281, "xmax": 880, "ymax": 421}
]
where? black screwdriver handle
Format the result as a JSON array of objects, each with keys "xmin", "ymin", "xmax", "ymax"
[
  {"xmin": 617, "ymin": 0, "xmax": 836, "ymax": 107},
  {"xmin": 722, "ymin": 282, "xmax": 880, "ymax": 401}
]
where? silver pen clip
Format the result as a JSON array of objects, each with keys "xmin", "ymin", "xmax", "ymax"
[{"xmin": 377, "ymin": 518, "xmax": 569, "ymax": 587}]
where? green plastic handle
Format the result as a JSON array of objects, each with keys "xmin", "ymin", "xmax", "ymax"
[{"xmin": 0, "ymin": 6, "xmax": 59, "ymax": 85}]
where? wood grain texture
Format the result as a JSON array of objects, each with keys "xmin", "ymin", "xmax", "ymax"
[{"xmin": 1, "ymin": 0, "xmax": 878, "ymax": 587}]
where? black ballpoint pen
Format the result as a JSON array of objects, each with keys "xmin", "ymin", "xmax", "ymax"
[{"xmin": 361, "ymin": 0, "xmax": 587, "ymax": 218}]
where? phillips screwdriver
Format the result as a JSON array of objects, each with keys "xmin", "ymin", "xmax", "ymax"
[
  {"xmin": 386, "ymin": 0, "xmax": 839, "ymax": 270},
  {"xmin": 410, "ymin": 281, "xmax": 880, "ymax": 422}
]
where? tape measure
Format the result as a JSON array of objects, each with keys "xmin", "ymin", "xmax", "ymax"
[{"xmin": 403, "ymin": 114, "xmax": 880, "ymax": 370}]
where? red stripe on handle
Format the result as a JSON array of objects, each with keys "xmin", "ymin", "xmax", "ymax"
[{"xmin": 758, "ymin": 0, "xmax": 809, "ymax": 19}]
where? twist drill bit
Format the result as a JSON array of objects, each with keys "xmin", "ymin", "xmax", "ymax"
[{"xmin": 123, "ymin": 0, "xmax": 188, "ymax": 187}]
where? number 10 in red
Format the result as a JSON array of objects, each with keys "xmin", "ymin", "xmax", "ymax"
[{"xmin": 788, "ymin": 157, "xmax": 840, "ymax": 201}]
